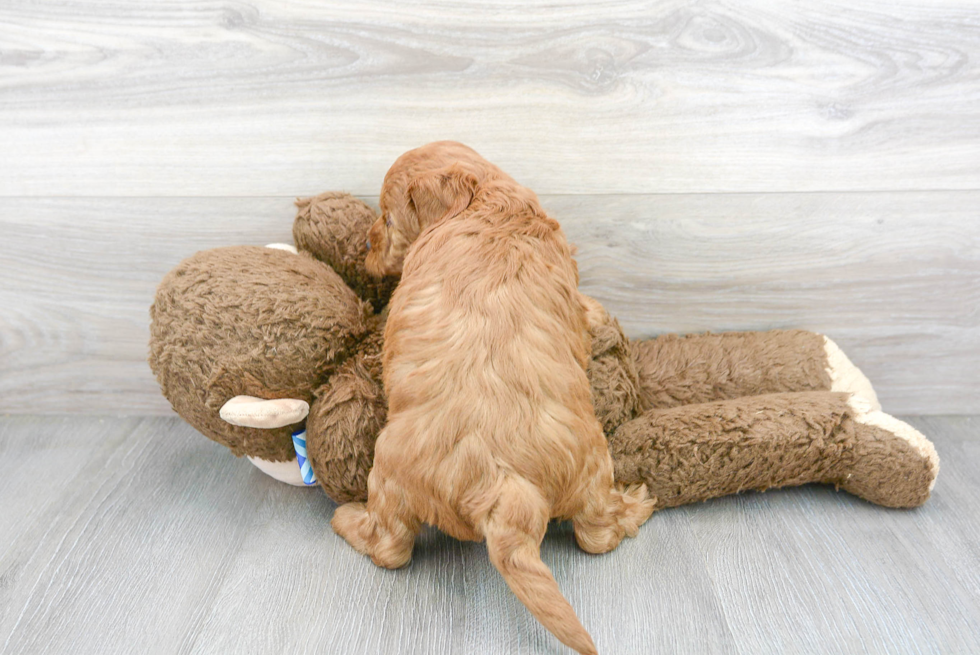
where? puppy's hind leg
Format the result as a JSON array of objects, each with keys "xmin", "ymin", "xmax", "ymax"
[
  {"xmin": 332, "ymin": 467, "xmax": 420, "ymax": 569},
  {"xmin": 573, "ymin": 455, "xmax": 655, "ymax": 555}
]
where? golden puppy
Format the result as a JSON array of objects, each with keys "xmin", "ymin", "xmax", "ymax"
[{"xmin": 333, "ymin": 141, "xmax": 654, "ymax": 655}]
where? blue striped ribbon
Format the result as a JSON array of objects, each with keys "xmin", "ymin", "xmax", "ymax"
[{"xmin": 292, "ymin": 429, "xmax": 317, "ymax": 486}]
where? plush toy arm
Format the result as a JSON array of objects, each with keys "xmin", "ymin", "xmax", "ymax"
[
  {"xmin": 608, "ymin": 391, "xmax": 937, "ymax": 510},
  {"xmin": 294, "ymin": 192, "xmax": 396, "ymax": 312},
  {"xmin": 304, "ymin": 326, "xmax": 387, "ymax": 504},
  {"xmin": 631, "ymin": 330, "xmax": 880, "ymax": 411}
]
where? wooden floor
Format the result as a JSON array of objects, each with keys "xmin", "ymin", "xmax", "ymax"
[{"xmin": 1, "ymin": 414, "xmax": 978, "ymax": 655}]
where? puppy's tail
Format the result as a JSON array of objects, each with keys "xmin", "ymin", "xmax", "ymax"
[{"xmin": 483, "ymin": 478, "xmax": 598, "ymax": 655}]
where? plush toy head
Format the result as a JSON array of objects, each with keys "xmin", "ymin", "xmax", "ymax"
[
  {"xmin": 149, "ymin": 245, "xmax": 372, "ymax": 461},
  {"xmin": 149, "ymin": 193, "xmax": 392, "ymax": 467}
]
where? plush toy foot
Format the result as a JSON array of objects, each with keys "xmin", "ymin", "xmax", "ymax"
[
  {"xmin": 841, "ymin": 396, "xmax": 939, "ymax": 508},
  {"xmin": 825, "ymin": 337, "xmax": 881, "ymax": 411},
  {"xmin": 219, "ymin": 395, "xmax": 310, "ymax": 428},
  {"xmin": 247, "ymin": 456, "xmax": 311, "ymax": 487}
]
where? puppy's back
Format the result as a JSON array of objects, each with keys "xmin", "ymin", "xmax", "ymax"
[{"xmin": 381, "ymin": 202, "xmax": 598, "ymax": 514}]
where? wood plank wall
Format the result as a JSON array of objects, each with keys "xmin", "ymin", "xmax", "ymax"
[{"xmin": 1, "ymin": 0, "xmax": 978, "ymax": 414}]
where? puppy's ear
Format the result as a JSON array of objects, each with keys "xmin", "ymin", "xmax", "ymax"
[{"xmin": 407, "ymin": 163, "xmax": 478, "ymax": 231}]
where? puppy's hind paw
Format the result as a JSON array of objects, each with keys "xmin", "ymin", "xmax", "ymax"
[
  {"xmin": 574, "ymin": 483, "xmax": 657, "ymax": 554},
  {"xmin": 615, "ymin": 483, "xmax": 657, "ymax": 538},
  {"xmin": 331, "ymin": 502, "xmax": 373, "ymax": 554}
]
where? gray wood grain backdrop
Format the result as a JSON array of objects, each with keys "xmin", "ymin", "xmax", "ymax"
[{"xmin": 1, "ymin": 0, "xmax": 978, "ymax": 414}]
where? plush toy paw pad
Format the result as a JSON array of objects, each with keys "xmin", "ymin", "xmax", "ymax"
[
  {"xmin": 825, "ymin": 336, "xmax": 881, "ymax": 411},
  {"xmin": 219, "ymin": 395, "xmax": 310, "ymax": 428}
]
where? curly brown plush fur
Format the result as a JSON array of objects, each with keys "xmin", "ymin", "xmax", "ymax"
[
  {"xmin": 294, "ymin": 192, "xmax": 397, "ymax": 312},
  {"xmin": 149, "ymin": 190, "xmax": 938, "ymax": 513},
  {"xmin": 149, "ymin": 246, "xmax": 372, "ymax": 461},
  {"xmin": 582, "ymin": 304, "xmax": 937, "ymax": 510},
  {"xmin": 305, "ymin": 313, "xmax": 387, "ymax": 503},
  {"xmin": 632, "ymin": 330, "xmax": 832, "ymax": 410}
]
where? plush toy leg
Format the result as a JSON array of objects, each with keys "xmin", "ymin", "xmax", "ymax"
[
  {"xmin": 631, "ymin": 330, "xmax": 880, "ymax": 410},
  {"xmin": 304, "ymin": 343, "xmax": 387, "ymax": 504},
  {"xmin": 608, "ymin": 391, "xmax": 938, "ymax": 510}
]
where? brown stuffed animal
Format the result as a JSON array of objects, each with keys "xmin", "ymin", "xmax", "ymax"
[{"xmin": 149, "ymin": 193, "xmax": 939, "ymax": 510}]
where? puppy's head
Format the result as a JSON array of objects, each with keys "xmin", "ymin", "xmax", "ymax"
[{"xmin": 366, "ymin": 141, "xmax": 491, "ymax": 277}]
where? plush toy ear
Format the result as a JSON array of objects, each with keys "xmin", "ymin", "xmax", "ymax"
[{"xmin": 407, "ymin": 163, "xmax": 479, "ymax": 232}]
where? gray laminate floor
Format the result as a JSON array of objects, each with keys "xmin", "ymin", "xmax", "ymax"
[{"xmin": 1, "ymin": 415, "xmax": 978, "ymax": 655}]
